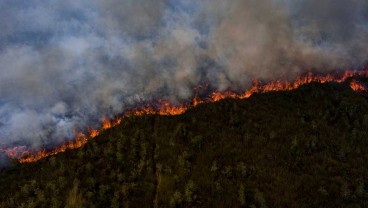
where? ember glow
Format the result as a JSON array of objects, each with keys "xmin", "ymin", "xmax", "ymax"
[
  {"xmin": 3, "ymin": 69, "xmax": 367, "ymax": 163},
  {"xmin": 350, "ymin": 80, "xmax": 367, "ymax": 91}
]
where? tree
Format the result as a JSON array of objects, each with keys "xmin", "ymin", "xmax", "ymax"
[{"xmin": 66, "ymin": 179, "xmax": 84, "ymax": 208}]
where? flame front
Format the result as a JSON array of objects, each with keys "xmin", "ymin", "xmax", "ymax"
[
  {"xmin": 3, "ymin": 69, "xmax": 368, "ymax": 163},
  {"xmin": 350, "ymin": 80, "xmax": 366, "ymax": 91}
]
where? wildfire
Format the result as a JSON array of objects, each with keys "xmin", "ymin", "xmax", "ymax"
[
  {"xmin": 102, "ymin": 118, "xmax": 112, "ymax": 129},
  {"xmin": 350, "ymin": 80, "xmax": 366, "ymax": 91},
  {"xmin": 3, "ymin": 69, "xmax": 368, "ymax": 163},
  {"xmin": 89, "ymin": 129, "xmax": 100, "ymax": 138}
]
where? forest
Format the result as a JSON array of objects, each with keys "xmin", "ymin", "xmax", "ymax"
[{"xmin": 0, "ymin": 78, "xmax": 368, "ymax": 208}]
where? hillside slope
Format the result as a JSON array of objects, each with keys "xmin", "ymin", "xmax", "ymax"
[{"xmin": 1, "ymin": 80, "xmax": 368, "ymax": 208}]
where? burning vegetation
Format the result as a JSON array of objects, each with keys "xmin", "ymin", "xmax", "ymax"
[
  {"xmin": 1, "ymin": 79, "xmax": 368, "ymax": 207},
  {"xmin": 3, "ymin": 69, "xmax": 368, "ymax": 163}
]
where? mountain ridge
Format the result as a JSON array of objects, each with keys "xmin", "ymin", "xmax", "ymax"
[{"xmin": 1, "ymin": 80, "xmax": 368, "ymax": 207}]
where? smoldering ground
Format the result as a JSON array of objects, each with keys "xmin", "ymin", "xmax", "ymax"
[{"xmin": 0, "ymin": 0, "xmax": 368, "ymax": 149}]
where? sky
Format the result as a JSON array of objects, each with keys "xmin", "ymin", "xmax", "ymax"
[{"xmin": 0, "ymin": 0, "xmax": 368, "ymax": 149}]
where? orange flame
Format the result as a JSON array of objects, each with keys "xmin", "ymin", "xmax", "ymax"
[
  {"xmin": 3, "ymin": 69, "xmax": 368, "ymax": 163},
  {"xmin": 102, "ymin": 118, "xmax": 112, "ymax": 130},
  {"xmin": 89, "ymin": 129, "xmax": 99, "ymax": 138},
  {"xmin": 350, "ymin": 80, "xmax": 366, "ymax": 91}
]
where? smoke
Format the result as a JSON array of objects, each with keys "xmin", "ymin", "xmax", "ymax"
[
  {"xmin": 0, "ymin": 0, "xmax": 368, "ymax": 149},
  {"xmin": 0, "ymin": 152, "xmax": 10, "ymax": 168}
]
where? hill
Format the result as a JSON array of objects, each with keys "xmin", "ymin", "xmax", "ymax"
[{"xmin": 1, "ymin": 79, "xmax": 368, "ymax": 208}]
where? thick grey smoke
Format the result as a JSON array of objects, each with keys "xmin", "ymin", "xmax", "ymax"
[{"xmin": 0, "ymin": 0, "xmax": 368, "ymax": 149}]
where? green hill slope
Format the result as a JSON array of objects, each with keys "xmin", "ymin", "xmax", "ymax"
[{"xmin": 1, "ymin": 80, "xmax": 368, "ymax": 208}]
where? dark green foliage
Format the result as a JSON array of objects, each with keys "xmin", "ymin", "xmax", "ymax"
[{"xmin": 1, "ymin": 81, "xmax": 368, "ymax": 207}]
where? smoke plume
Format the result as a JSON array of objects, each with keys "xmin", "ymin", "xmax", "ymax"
[{"xmin": 0, "ymin": 0, "xmax": 368, "ymax": 149}]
